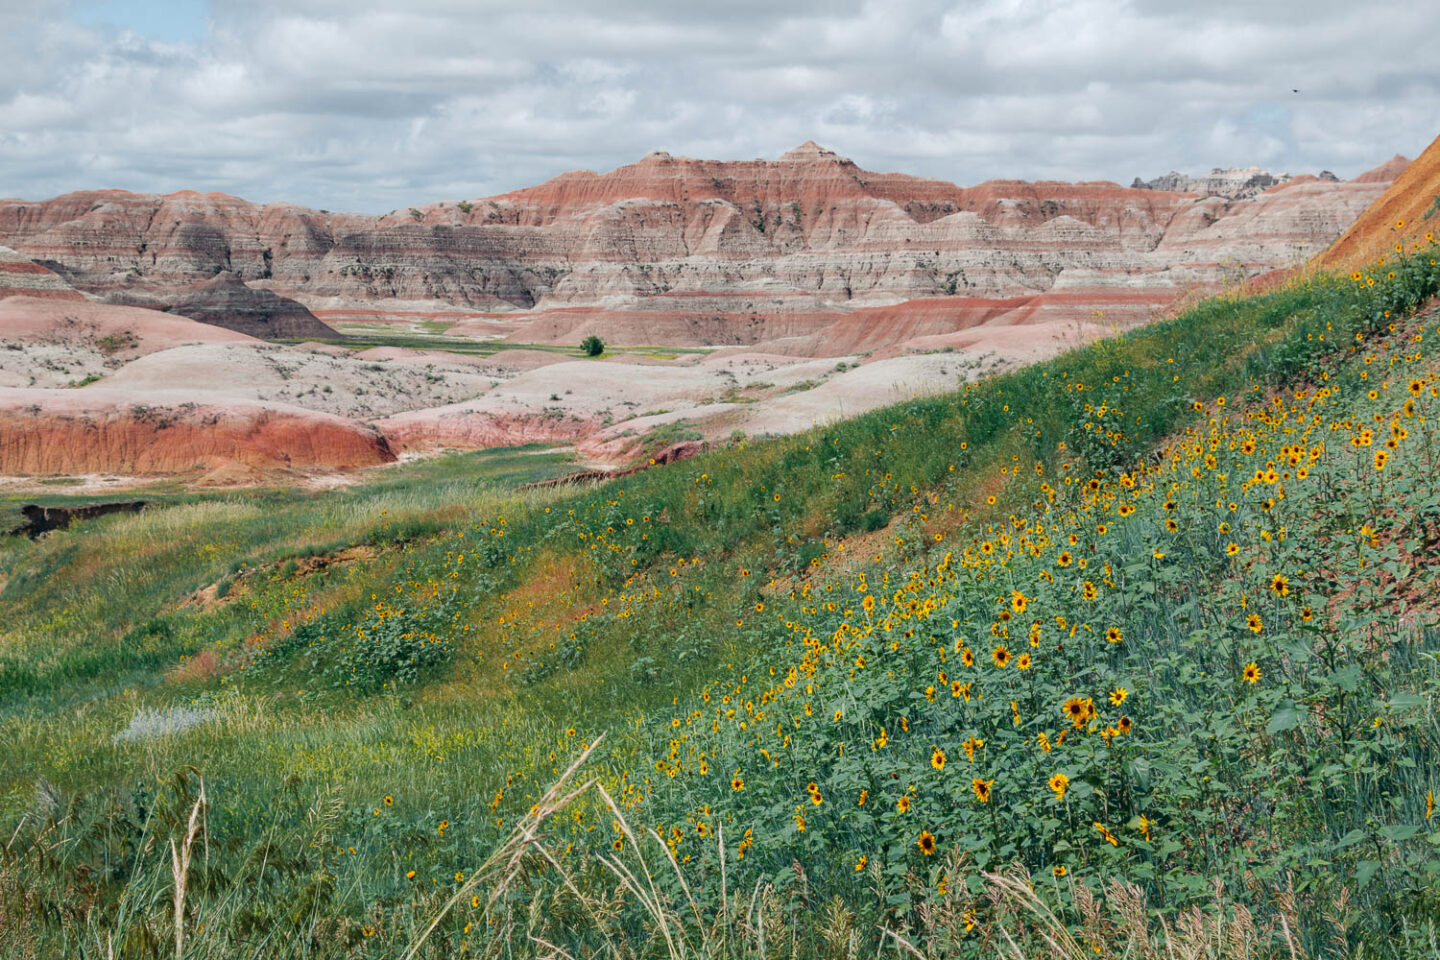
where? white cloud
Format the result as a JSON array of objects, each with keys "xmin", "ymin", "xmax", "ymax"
[{"xmin": 0, "ymin": 0, "xmax": 1435, "ymax": 210}]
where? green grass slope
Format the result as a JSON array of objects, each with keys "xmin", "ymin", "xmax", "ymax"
[{"xmin": 3, "ymin": 239, "xmax": 1440, "ymax": 958}]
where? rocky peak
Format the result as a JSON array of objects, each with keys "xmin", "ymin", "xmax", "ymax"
[
  {"xmin": 1352, "ymin": 154, "xmax": 1411, "ymax": 183},
  {"xmin": 1131, "ymin": 166, "xmax": 1290, "ymax": 200},
  {"xmin": 777, "ymin": 141, "xmax": 850, "ymax": 164}
]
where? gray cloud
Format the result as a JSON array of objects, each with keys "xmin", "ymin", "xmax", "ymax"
[{"xmin": 1, "ymin": 0, "xmax": 1435, "ymax": 212}]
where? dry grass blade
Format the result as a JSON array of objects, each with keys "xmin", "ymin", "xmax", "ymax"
[
  {"xmin": 715, "ymin": 822, "xmax": 728, "ymax": 950},
  {"xmin": 520, "ymin": 833, "xmax": 624, "ymax": 959},
  {"xmin": 401, "ymin": 733, "xmax": 605, "ymax": 960},
  {"xmin": 985, "ymin": 869, "xmax": 1089, "ymax": 960},
  {"xmin": 995, "ymin": 919, "xmax": 1029, "ymax": 960},
  {"xmin": 744, "ymin": 878, "xmax": 765, "ymax": 954},
  {"xmin": 649, "ymin": 823, "xmax": 704, "ymax": 930},
  {"xmin": 169, "ymin": 778, "xmax": 206, "ymax": 960},
  {"xmin": 530, "ymin": 933, "xmax": 580, "ymax": 960},
  {"xmin": 880, "ymin": 926, "xmax": 928, "ymax": 960},
  {"xmin": 1280, "ymin": 917, "xmax": 1302, "ymax": 960},
  {"xmin": 593, "ymin": 783, "xmax": 691, "ymax": 958},
  {"xmin": 597, "ymin": 851, "xmax": 684, "ymax": 959}
]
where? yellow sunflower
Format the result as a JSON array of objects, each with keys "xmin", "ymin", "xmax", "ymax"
[
  {"xmin": 1063, "ymin": 696, "xmax": 1093, "ymax": 728},
  {"xmin": 1048, "ymin": 773, "xmax": 1069, "ymax": 800}
]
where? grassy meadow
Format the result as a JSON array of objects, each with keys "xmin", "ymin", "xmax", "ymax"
[
  {"xmin": 282, "ymin": 328, "xmax": 716, "ymax": 362},
  {"xmin": 3, "ymin": 232, "xmax": 1440, "ymax": 958}
]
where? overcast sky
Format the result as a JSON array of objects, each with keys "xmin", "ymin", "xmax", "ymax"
[{"xmin": 2, "ymin": 0, "xmax": 1436, "ymax": 213}]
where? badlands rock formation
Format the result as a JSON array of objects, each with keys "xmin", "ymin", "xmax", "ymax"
[
  {"xmin": 1130, "ymin": 166, "xmax": 1339, "ymax": 200},
  {"xmin": 1351, "ymin": 155, "xmax": 1412, "ymax": 184},
  {"xmin": 0, "ymin": 246, "xmax": 86, "ymax": 301},
  {"xmin": 0, "ymin": 145, "xmax": 1400, "ymax": 353},
  {"xmin": 0, "ymin": 387, "xmax": 395, "ymax": 476},
  {"xmin": 107, "ymin": 271, "xmax": 339, "ymax": 339},
  {"xmin": 0, "ymin": 296, "xmax": 253, "ymax": 389},
  {"xmin": 95, "ymin": 342, "xmax": 500, "ymax": 419},
  {"xmin": 0, "ymin": 298, "xmax": 392, "ymax": 476},
  {"xmin": 0, "ymin": 144, "xmax": 1412, "ymax": 482}
]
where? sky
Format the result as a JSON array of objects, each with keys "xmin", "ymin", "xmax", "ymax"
[{"xmin": 1, "ymin": 0, "xmax": 1436, "ymax": 213}]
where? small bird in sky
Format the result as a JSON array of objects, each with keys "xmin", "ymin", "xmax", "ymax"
[{"xmin": 1292, "ymin": 88, "xmax": 1300, "ymax": 93}]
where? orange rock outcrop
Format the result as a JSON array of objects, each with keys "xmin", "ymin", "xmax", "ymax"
[
  {"xmin": 0, "ymin": 388, "xmax": 396, "ymax": 476},
  {"xmin": 1318, "ymin": 137, "xmax": 1440, "ymax": 274}
]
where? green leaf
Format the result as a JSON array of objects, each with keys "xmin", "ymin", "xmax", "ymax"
[
  {"xmin": 1331, "ymin": 665, "xmax": 1362, "ymax": 693},
  {"xmin": 1356, "ymin": 860, "xmax": 1380, "ymax": 889},
  {"xmin": 1267, "ymin": 700, "xmax": 1300, "ymax": 735},
  {"xmin": 1173, "ymin": 874, "xmax": 1210, "ymax": 895},
  {"xmin": 1335, "ymin": 829, "xmax": 1366, "ymax": 849},
  {"xmin": 1379, "ymin": 824, "xmax": 1420, "ymax": 843}
]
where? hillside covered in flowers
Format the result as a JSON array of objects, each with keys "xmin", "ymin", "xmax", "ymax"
[{"xmin": 4, "ymin": 226, "xmax": 1440, "ymax": 958}]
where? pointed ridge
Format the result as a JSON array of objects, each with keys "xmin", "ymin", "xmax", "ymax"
[
  {"xmin": 778, "ymin": 141, "xmax": 849, "ymax": 164},
  {"xmin": 1351, "ymin": 154, "xmax": 1410, "ymax": 183}
]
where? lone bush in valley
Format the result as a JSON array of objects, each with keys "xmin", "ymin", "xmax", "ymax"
[{"xmin": 581, "ymin": 335, "xmax": 605, "ymax": 357}]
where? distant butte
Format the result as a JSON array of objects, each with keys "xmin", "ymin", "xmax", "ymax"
[{"xmin": 0, "ymin": 144, "xmax": 1403, "ymax": 345}]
